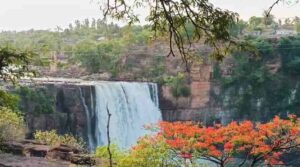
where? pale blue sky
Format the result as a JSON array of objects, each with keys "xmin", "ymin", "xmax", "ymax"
[{"xmin": 0, "ymin": 0, "xmax": 299, "ymax": 31}]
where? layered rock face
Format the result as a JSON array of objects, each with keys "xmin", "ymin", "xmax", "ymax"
[
  {"xmin": 22, "ymin": 81, "xmax": 162, "ymax": 151},
  {"xmin": 159, "ymin": 64, "xmax": 224, "ymax": 124},
  {"xmin": 24, "ymin": 79, "xmax": 217, "ymax": 140},
  {"xmin": 24, "ymin": 84, "xmax": 95, "ymax": 143},
  {"xmin": 23, "ymin": 77, "xmax": 219, "ymax": 139}
]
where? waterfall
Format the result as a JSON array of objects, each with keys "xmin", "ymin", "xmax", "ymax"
[
  {"xmin": 83, "ymin": 82, "xmax": 161, "ymax": 151},
  {"xmin": 79, "ymin": 86, "xmax": 96, "ymax": 151}
]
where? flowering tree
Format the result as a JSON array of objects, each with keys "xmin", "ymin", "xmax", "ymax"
[{"xmin": 159, "ymin": 115, "xmax": 300, "ymax": 167}]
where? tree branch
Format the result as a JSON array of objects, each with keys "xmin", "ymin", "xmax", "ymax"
[{"xmin": 106, "ymin": 104, "xmax": 113, "ymax": 167}]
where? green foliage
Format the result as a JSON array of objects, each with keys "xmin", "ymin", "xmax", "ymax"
[
  {"xmin": 248, "ymin": 16, "xmax": 263, "ymax": 30},
  {"xmin": 0, "ymin": 90, "xmax": 19, "ymax": 111},
  {"xmin": 0, "ymin": 107, "xmax": 26, "ymax": 143},
  {"xmin": 119, "ymin": 136, "xmax": 177, "ymax": 167},
  {"xmin": 164, "ymin": 73, "xmax": 191, "ymax": 98},
  {"xmin": 74, "ymin": 39, "xmax": 124, "ymax": 76},
  {"xmin": 121, "ymin": 26, "xmax": 153, "ymax": 45},
  {"xmin": 15, "ymin": 86, "xmax": 55, "ymax": 115},
  {"xmin": 229, "ymin": 20, "xmax": 248, "ymax": 37},
  {"xmin": 0, "ymin": 46, "xmax": 35, "ymax": 82},
  {"xmin": 140, "ymin": 56, "xmax": 166, "ymax": 81},
  {"xmin": 296, "ymin": 22, "xmax": 300, "ymax": 34},
  {"xmin": 100, "ymin": 0, "xmax": 240, "ymax": 61},
  {"xmin": 34, "ymin": 130, "xmax": 85, "ymax": 150},
  {"xmin": 95, "ymin": 136, "xmax": 178, "ymax": 167},
  {"xmin": 214, "ymin": 37, "xmax": 300, "ymax": 121},
  {"xmin": 278, "ymin": 36, "xmax": 300, "ymax": 75},
  {"xmin": 95, "ymin": 144, "xmax": 126, "ymax": 166}
]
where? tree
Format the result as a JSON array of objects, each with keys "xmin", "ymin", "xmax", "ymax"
[
  {"xmin": 278, "ymin": 19, "xmax": 282, "ymax": 26},
  {"xmin": 229, "ymin": 20, "xmax": 248, "ymax": 37},
  {"xmin": 296, "ymin": 22, "xmax": 300, "ymax": 34},
  {"xmin": 74, "ymin": 20, "xmax": 81, "ymax": 30},
  {"xmin": 0, "ymin": 107, "xmax": 26, "ymax": 143},
  {"xmin": 0, "ymin": 46, "xmax": 35, "ymax": 149},
  {"xmin": 263, "ymin": 11, "xmax": 275, "ymax": 26},
  {"xmin": 0, "ymin": 46, "xmax": 34, "ymax": 82},
  {"xmin": 249, "ymin": 16, "xmax": 263, "ymax": 29},
  {"xmin": 0, "ymin": 46, "xmax": 34, "ymax": 115},
  {"xmin": 293, "ymin": 16, "xmax": 300, "ymax": 24},
  {"xmin": 73, "ymin": 40, "xmax": 123, "ymax": 75},
  {"xmin": 159, "ymin": 115, "xmax": 300, "ymax": 167},
  {"xmin": 91, "ymin": 18, "xmax": 96, "ymax": 29},
  {"xmin": 68, "ymin": 23, "xmax": 73, "ymax": 31},
  {"xmin": 285, "ymin": 18, "xmax": 292, "ymax": 26},
  {"xmin": 99, "ymin": 0, "xmax": 241, "ymax": 69},
  {"xmin": 97, "ymin": 19, "xmax": 104, "ymax": 30},
  {"xmin": 99, "ymin": 0, "xmax": 297, "ymax": 67},
  {"xmin": 84, "ymin": 18, "xmax": 90, "ymax": 28}
]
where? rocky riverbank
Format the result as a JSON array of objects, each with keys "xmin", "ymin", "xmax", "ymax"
[{"xmin": 0, "ymin": 140, "xmax": 95, "ymax": 167}]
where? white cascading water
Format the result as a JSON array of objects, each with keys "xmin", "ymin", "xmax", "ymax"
[
  {"xmin": 82, "ymin": 82, "xmax": 161, "ymax": 151},
  {"xmin": 79, "ymin": 86, "xmax": 96, "ymax": 151}
]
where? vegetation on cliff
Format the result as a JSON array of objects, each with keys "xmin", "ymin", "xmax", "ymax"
[
  {"xmin": 213, "ymin": 36, "xmax": 300, "ymax": 121},
  {"xmin": 15, "ymin": 86, "xmax": 55, "ymax": 115}
]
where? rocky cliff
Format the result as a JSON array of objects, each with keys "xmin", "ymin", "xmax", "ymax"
[
  {"xmin": 22, "ymin": 77, "xmax": 220, "ymax": 141},
  {"xmin": 22, "ymin": 84, "xmax": 95, "ymax": 143}
]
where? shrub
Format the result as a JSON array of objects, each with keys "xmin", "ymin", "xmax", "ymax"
[
  {"xmin": 171, "ymin": 85, "xmax": 191, "ymax": 98},
  {"xmin": 164, "ymin": 73, "xmax": 191, "ymax": 98},
  {"xmin": 16, "ymin": 86, "xmax": 55, "ymax": 115},
  {"xmin": 0, "ymin": 107, "xmax": 26, "ymax": 143},
  {"xmin": 95, "ymin": 144, "xmax": 126, "ymax": 166},
  {"xmin": 118, "ymin": 135, "xmax": 177, "ymax": 167},
  {"xmin": 0, "ymin": 90, "xmax": 20, "ymax": 111},
  {"xmin": 95, "ymin": 136, "xmax": 178, "ymax": 167},
  {"xmin": 34, "ymin": 130, "xmax": 86, "ymax": 150}
]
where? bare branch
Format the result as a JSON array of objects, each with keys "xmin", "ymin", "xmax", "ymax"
[
  {"xmin": 265, "ymin": 0, "xmax": 282, "ymax": 17},
  {"xmin": 106, "ymin": 104, "xmax": 113, "ymax": 167}
]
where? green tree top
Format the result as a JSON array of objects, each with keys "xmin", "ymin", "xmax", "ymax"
[
  {"xmin": 0, "ymin": 46, "xmax": 34, "ymax": 83},
  {"xmin": 100, "ymin": 0, "xmax": 240, "ymax": 66}
]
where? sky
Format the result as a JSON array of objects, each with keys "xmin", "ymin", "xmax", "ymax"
[{"xmin": 0, "ymin": 0, "xmax": 300, "ymax": 31}]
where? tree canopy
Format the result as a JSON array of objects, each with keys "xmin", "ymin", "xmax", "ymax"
[
  {"xmin": 99, "ymin": 0, "xmax": 299, "ymax": 68},
  {"xmin": 100, "ymin": 0, "xmax": 241, "ymax": 68},
  {"xmin": 0, "ymin": 46, "xmax": 34, "ymax": 83}
]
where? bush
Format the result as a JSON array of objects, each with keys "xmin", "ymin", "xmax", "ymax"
[
  {"xmin": 164, "ymin": 73, "xmax": 191, "ymax": 98},
  {"xmin": 0, "ymin": 107, "xmax": 26, "ymax": 143},
  {"xmin": 16, "ymin": 86, "xmax": 55, "ymax": 115},
  {"xmin": 34, "ymin": 130, "xmax": 86, "ymax": 150},
  {"xmin": 119, "ymin": 136, "xmax": 177, "ymax": 167},
  {"xmin": 171, "ymin": 85, "xmax": 191, "ymax": 98},
  {"xmin": 95, "ymin": 136, "xmax": 178, "ymax": 167},
  {"xmin": 0, "ymin": 90, "xmax": 20, "ymax": 111},
  {"xmin": 95, "ymin": 144, "xmax": 126, "ymax": 166}
]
